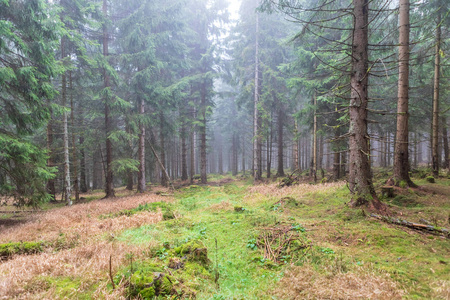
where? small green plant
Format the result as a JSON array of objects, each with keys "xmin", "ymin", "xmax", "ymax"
[
  {"xmin": 426, "ymin": 176, "xmax": 435, "ymax": 183},
  {"xmin": 319, "ymin": 247, "xmax": 335, "ymax": 255},
  {"xmin": 246, "ymin": 238, "xmax": 258, "ymax": 250},
  {"xmin": 292, "ymin": 224, "xmax": 306, "ymax": 233}
]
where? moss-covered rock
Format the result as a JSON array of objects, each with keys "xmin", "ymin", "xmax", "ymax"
[
  {"xmin": 121, "ymin": 239, "xmax": 214, "ymax": 298},
  {"xmin": 173, "ymin": 240, "xmax": 210, "ymax": 266},
  {"xmin": 426, "ymin": 176, "xmax": 435, "ymax": 183},
  {"xmin": 129, "ymin": 271, "xmax": 174, "ymax": 299}
]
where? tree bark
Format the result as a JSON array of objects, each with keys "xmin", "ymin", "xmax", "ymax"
[
  {"xmin": 61, "ymin": 38, "xmax": 72, "ymax": 206},
  {"xmin": 137, "ymin": 96, "xmax": 146, "ymax": 192},
  {"xmin": 46, "ymin": 114, "xmax": 56, "ymax": 199},
  {"xmin": 442, "ymin": 117, "xmax": 449, "ymax": 170},
  {"xmin": 393, "ymin": 0, "xmax": 415, "ymax": 187},
  {"xmin": 242, "ymin": 135, "xmax": 246, "ymax": 175},
  {"xmin": 293, "ymin": 121, "xmax": 299, "ymax": 172},
  {"xmin": 310, "ymin": 93, "xmax": 317, "ymax": 182},
  {"xmin": 232, "ymin": 133, "xmax": 238, "ymax": 176},
  {"xmin": 103, "ymin": 0, "xmax": 115, "ymax": 198},
  {"xmin": 253, "ymin": 10, "xmax": 262, "ymax": 181},
  {"xmin": 69, "ymin": 72, "xmax": 79, "ymax": 201},
  {"xmin": 218, "ymin": 134, "xmax": 223, "ymax": 174},
  {"xmin": 160, "ymin": 113, "xmax": 168, "ymax": 187},
  {"xmin": 181, "ymin": 113, "xmax": 188, "ymax": 180},
  {"xmin": 200, "ymin": 85, "xmax": 207, "ymax": 184},
  {"xmin": 432, "ymin": 11, "xmax": 441, "ymax": 177},
  {"xmin": 276, "ymin": 106, "xmax": 285, "ymax": 177},
  {"xmin": 79, "ymin": 135, "xmax": 88, "ymax": 193},
  {"xmin": 190, "ymin": 102, "xmax": 196, "ymax": 184},
  {"xmin": 348, "ymin": 0, "xmax": 381, "ymax": 209},
  {"xmin": 266, "ymin": 128, "xmax": 272, "ymax": 178}
]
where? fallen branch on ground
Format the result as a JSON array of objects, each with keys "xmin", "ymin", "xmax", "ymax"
[{"xmin": 370, "ymin": 214, "xmax": 449, "ymax": 238}]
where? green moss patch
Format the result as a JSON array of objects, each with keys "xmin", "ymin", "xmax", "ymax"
[
  {"xmin": 100, "ymin": 201, "xmax": 173, "ymax": 219},
  {"xmin": 0, "ymin": 241, "xmax": 44, "ymax": 259},
  {"xmin": 118, "ymin": 239, "xmax": 213, "ymax": 299}
]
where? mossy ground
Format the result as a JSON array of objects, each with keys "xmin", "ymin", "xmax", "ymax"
[{"xmin": 1, "ymin": 171, "xmax": 449, "ymax": 299}]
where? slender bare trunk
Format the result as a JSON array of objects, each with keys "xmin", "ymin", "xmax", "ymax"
[
  {"xmin": 253, "ymin": 10, "xmax": 261, "ymax": 181},
  {"xmin": 137, "ymin": 96, "xmax": 146, "ymax": 192},
  {"xmin": 310, "ymin": 93, "xmax": 317, "ymax": 182},
  {"xmin": 181, "ymin": 111, "xmax": 188, "ymax": 180},
  {"xmin": 200, "ymin": 85, "xmax": 207, "ymax": 184},
  {"xmin": 432, "ymin": 12, "xmax": 441, "ymax": 176},
  {"xmin": 61, "ymin": 38, "xmax": 72, "ymax": 206},
  {"xmin": 266, "ymin": 129, "xmax": 271, "ymax": 178},
  {"xmin": 393, "ymin": 0, "xmax": 414, "ymax": 187},
  {"xmin": 79, "ymin": 135, "xmax": 87, "ymax": 193},
  {"xmin": 103, "ymin": 0, "xmax": 114, "ymax": 198},
  {"xmin": 276, "ymin": 106, "xmax": 285, "ymax": 177},
  {"xmin": 69, "ymin": 72, "xmax": 79, "ymax": 201},
  {"xmin": 160, "ymin": 113, "xmax": 168, "ymax": 187},
  {"xmin": 46, "ymin": 115, "xmax": 56, "ymax": 199},
  {"xmin": 442, "ymin": 117, "xmax": 449, "ymax": 170}
]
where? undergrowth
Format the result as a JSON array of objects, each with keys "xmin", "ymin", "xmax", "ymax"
[{"xmin": 1, "ymin": 175, "xmax": 449, "ymax": 299}]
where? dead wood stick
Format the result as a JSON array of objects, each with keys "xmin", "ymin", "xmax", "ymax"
[
  {"xmin": 109, "ymin": 255, "xmax": 115, "ymax": 290},
  {"xmin": 371, "ymin": 214, "xmax": 449, "ymax": 238}
]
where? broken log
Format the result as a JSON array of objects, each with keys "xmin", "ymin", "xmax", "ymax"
[{"xmin": 370, "ymin": 214, "xmax": 449, "ymax": 238}]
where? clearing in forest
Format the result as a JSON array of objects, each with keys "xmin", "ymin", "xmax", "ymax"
[{"xmin": 0, "ymin": 177, "xmax": 449, "ymax": 299}]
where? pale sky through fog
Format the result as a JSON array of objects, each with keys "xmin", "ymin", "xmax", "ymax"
[{"xmin": 228, "ymin": 0, "xmax": 241, "ymax": 20}]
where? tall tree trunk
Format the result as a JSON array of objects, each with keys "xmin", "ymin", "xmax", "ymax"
[
  {"xmin": 442, "ymin": 117, "xmax": 449, "ymax": 170},
  {"xmin": 46, "ymin": 114, "xmax": 56, "ymax": 199},
  {"xmin": 242, "ymin": 135, "xmax": 246, "ymax": 175},
  {"xmin": 266, "ymin": 129, "xmax": 272, "ymax": 178},
  {"xmin": 69, "ymin": 72, "xmax": 79, "ymax": 201},
  {"xmin": 137, "ymin": 96, "xmax": 146, "ymax": 192},
  {"xmin": 348, "ymin": 0, "xmax": 381, "ymax": 209},
  {"xmin": 181, "ymin": 114, "xmax": 188, "ymax": 180},
  {"xmin": 293, "ymin": 121, "xmax": 299, "ymax": 172},
  {"xmin": 232, "ymin": 133, "xmax": 238, "ymax": 176},
  {"xmin": 79, "ymin": 135, "xmax": 88, "ymax": 193},
  {"xmin": 124, "ymin": 121, "xmax": 134, "ymax": 190},
  {"xmin": 218, "ymin": 134, "xmax": 223, "ymax": 174},
  {"xmin": 61, "ymin": 38, "xmax": 72, "ymax": 206},
  {"xmin": 276, "ymin": 106, "xmax": 285, "ymax": 177},
  {"xmin": 181, "ymin": 129, "xmax": 188, "ymax": 181},
  {"xmin": 333, "ymin": 128, "xmax": 341, "ymax": 180},
  {"xmin": 103, "ymin": 0, "xmax": 114, "ymax": 198},
  {"xmin": 190, "ymin": 102, "xmax": 196, "ymax": 183},
  {"xmin": 253, "ymin": 10, "xmax": 262, "ymax": 181},
  {"xmin": 310, "ymin": 93, "xmax": 317, "ymax": 182},
  {"xmin": 160, "ymin": 113, "xmax": 168, "ymax": 187},
  {"xmin": 200, "ymin": 85, "xmax": 207, "ymax": 184},
  {"xmin": 432, "ymin": 11, "xmax": 441, "ymax": 176},
  {"xmin": 393, "ymin": 0, "xmax": 415, "ymax": 187}
]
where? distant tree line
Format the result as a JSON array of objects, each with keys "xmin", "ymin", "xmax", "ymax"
[{"xmin": 0, "ymin": 0, "xmax": 448, "ymax": 209}]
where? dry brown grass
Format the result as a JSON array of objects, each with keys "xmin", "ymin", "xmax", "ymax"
[
  {"xmin": 206, "ymin": 200, "xmax": 233, "ymax": 212},
  {"xmin": 273, "ymin": 265, "xmax": 403, "ymax": 300},
  {"xmin": 0, "ymin": 192, "xmax": 169, "ymax": 243},
  {"xmin": 0, "ymin": 192, "xmax": 170, "ymax": 299},
  {"xmin": 431, "ymin": 280, "xmax": 450, "ymax": 299},
  {"xmin": 244, "ymin": 182, "xmax": 345, "ymax": 206}
]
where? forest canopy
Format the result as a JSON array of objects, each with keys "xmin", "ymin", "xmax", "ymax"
[{"xmin": 0, "ymin": 0, "xmax": 448, "ymax": 207}]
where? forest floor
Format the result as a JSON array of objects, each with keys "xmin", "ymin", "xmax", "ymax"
[{"xmin": 0, "ymin": 173, "xmax": 449, "ymax": 299}]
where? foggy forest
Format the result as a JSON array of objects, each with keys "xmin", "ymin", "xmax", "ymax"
[{"xmin": 0, "ymin": 0, "xmax": 449, "ymax": 298}]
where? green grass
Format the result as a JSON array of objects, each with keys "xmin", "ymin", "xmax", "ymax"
[
  {"xmin": 26, "ymin": 173, "xmax": 448, "ymax": 299},
  {"xmin": 117, "ymin": 182, "xmax": 289, "ymax": 298}
]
